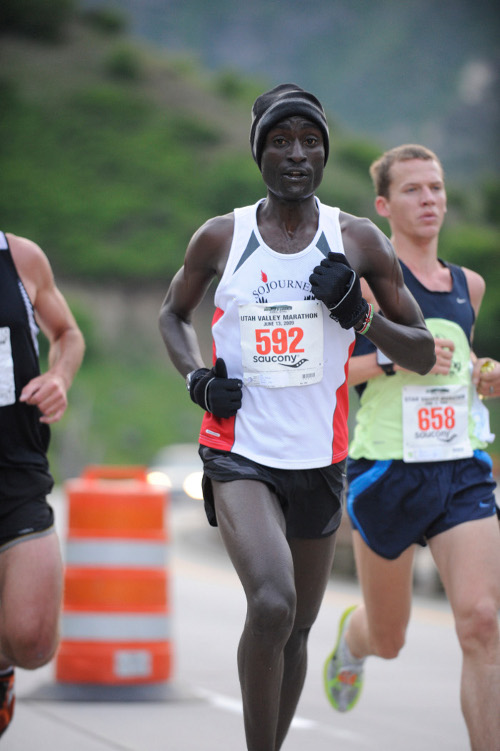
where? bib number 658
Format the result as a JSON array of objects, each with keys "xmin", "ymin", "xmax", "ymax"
[{"xmin": 418, "ymin": 405, "xmax": 455, "ymax": 431}]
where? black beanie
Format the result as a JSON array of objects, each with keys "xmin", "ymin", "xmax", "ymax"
[{"xmin": 250, "ymin": 83, "xmax": 329, "ymax": 169}]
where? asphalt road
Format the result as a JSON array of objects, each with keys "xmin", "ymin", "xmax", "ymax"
[{"xmin": 7, "ymin": 492, "xmax": 472, "ymax": 750}]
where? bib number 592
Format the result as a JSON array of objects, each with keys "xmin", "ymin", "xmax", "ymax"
[{"xmin": 255, "ymin": 327, "xmax": 304, "ymax": 355}]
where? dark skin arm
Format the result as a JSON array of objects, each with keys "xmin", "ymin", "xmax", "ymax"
[
  {"xmin": 159, "ymin": 209, "xmax": 436, "ymax": 379},
  {"xmin": 340, "ymin": 212, "xmax": 435, "ymax": 374},
  {"xmin": 158, "ymin": 213, "xmax": 234, "ymax": 376}
]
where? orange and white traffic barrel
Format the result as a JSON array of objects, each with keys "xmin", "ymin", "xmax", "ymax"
[{"xmin": 55, "ymin": 465, "xmax": 172, "ymax": 687}]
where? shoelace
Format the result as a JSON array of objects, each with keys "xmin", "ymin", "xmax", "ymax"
[{"xmin": 337, "ymin": 668, "xmax": 361, "ymax": 686}]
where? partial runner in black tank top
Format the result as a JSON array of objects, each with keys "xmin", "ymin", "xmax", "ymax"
[{"xmin": 0, "ymin": 232, "xmax": 53, "ymax": 503}]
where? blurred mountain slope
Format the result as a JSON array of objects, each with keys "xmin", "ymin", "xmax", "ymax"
[{"xmin": 87, "ymin": 0, "xmax": 500, "ymax": 182}]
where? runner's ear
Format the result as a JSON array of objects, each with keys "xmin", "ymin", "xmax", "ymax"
[{"xmin": 375, "ymin": 196, "xmax": 390, "ymax": 218}]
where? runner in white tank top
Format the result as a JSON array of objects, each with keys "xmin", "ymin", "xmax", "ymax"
[
  {"xmin": 159, "ymin": 84, "xmax": 435, "ymax": 751},
  {"xmin": 200, "ymin": 198, "xmax": 354, "ymax": 469}
]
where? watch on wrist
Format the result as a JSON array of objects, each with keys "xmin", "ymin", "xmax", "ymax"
[
  {"xmin": 376, "ymin": 349, "xmax": 395, "ymax": 376},
  {"xmin": 380, "ymin": 362, "xmax": 396, "ymax": 375},
  {"xmin": 186, "ymin": 370, "xmax": 197, "ymax": 391}
]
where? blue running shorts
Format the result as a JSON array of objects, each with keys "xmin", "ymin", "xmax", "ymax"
[
  {"xmin": 346, "ymin": 450, "xmax": 498, "ymax": 560},
  {"xmin": 199, "ymin": 445, "xmax": 345, "ymax": 539}
]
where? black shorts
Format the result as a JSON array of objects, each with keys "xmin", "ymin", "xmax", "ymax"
[
  {"xmin": 199, "ymin": 446, "xmax": 346, "ymax": 539},
  {"xmin": 0, "ymin": 467, "xmax": 55, "ymax": 551}
]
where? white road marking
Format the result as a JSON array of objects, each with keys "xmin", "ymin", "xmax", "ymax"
[{"xmin": 194, "ymin": 687, "xmax": 371, "ymax": 745}]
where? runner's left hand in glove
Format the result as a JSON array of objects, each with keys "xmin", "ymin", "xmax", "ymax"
[{"xmin": 309, "ymin": 251, "xmax": 369, "ymax": 329}]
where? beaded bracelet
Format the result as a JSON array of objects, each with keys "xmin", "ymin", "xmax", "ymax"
[{"xmin": 354, "ymin": 303, "xmax": 374, "ymax": 335}]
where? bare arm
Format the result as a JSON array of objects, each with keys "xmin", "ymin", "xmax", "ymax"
[
  {"xmin": 348, "ymin": 278, "xmax": 454, "ymax": 387},
  {"xmin": 348, "ymin": 351, "xmax": 384, "ymax": 388},
  {"xmin": 463, "ymin": 266, "xmax": 500, "ymax": 397},
  {"xmin": 158, "ymin": 214, "xmax": 234, "ymax": 376},
  {"xmin": 9, "ymin": 234, "xmax": 85, "ymax": 424},
  {"xmin": 341, "ymin": 214, "xmax": 435, "ymax": 375}
]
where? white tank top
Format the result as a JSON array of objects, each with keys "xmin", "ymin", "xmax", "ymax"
[{"xmin": 199, "ymin": 199, "xmax": 355, "ymax": 469}]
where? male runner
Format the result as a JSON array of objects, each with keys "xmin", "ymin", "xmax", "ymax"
[
  {"xmin": 0, "ymin": 231, "xmax": 84, "ymax": 737},
  {"xmin": 324, "ymin": 144, "xmax": 500, "ymax": 751},
  {"xmin": 159, "ymin": 88, "xmax": 435, "ymax": 750}
]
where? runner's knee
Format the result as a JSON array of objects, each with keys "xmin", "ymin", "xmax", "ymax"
[
  {"xmin": 2, "ymin": 619, "xmax": 59, "ymax": 669},
  {"xmin": 455, "ymin": 598, "xmax": 500, "ymax": 657},
  {"xmin": 246, "ymin": 583, "xmax": 296, "ymax": 645}
]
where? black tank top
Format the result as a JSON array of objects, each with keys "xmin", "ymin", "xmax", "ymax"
[
  {"xmin": 353, "ymin": 259, "xmax": 475, "ymax": 397},
  {"xmin": 400, "ymin": 260, "xmax": 474, "ymax": 343},
  {"xmin": 0, "ymin": 232, "xmax": 51, "ymax": 478}
]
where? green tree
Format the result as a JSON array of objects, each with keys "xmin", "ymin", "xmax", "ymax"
[{"xmin": 0, "ymin": 0, "xmax": 75, "ymax": 41}]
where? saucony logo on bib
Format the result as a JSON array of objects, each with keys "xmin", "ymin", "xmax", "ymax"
[
  {"xmin": 252, "ymin": 355, "xmax": 307, "ymax": 366},
  {"xmin": 279, "ymin": 358, "xmax": 309, "ymax": 369}
]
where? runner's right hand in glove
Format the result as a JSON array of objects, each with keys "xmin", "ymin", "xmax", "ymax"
[
  {"xmin": 309, "ymin": 251, "xmax": 368, "ymax": 330},
  {"xmin": 188, "ymin": 358, "xmax": 242, "ymax": 419}
]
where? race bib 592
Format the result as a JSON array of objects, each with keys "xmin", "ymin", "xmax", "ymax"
[{"xmin": 239, "ymin": 300, "xmax": 323, "ymax": 388}]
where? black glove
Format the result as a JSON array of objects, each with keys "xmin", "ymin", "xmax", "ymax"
[
  {"xmin": 189, "ymin": 358, "xmax": 242, "ymax": 418},
  {"xmin": 309, "ymin": 251, "xmax": 369, "ymax": 329}
]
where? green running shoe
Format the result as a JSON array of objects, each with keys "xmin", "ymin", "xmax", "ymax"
[{"xmin": 323, "ymin": 605, "xmax": 364, "ymax": 712}]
